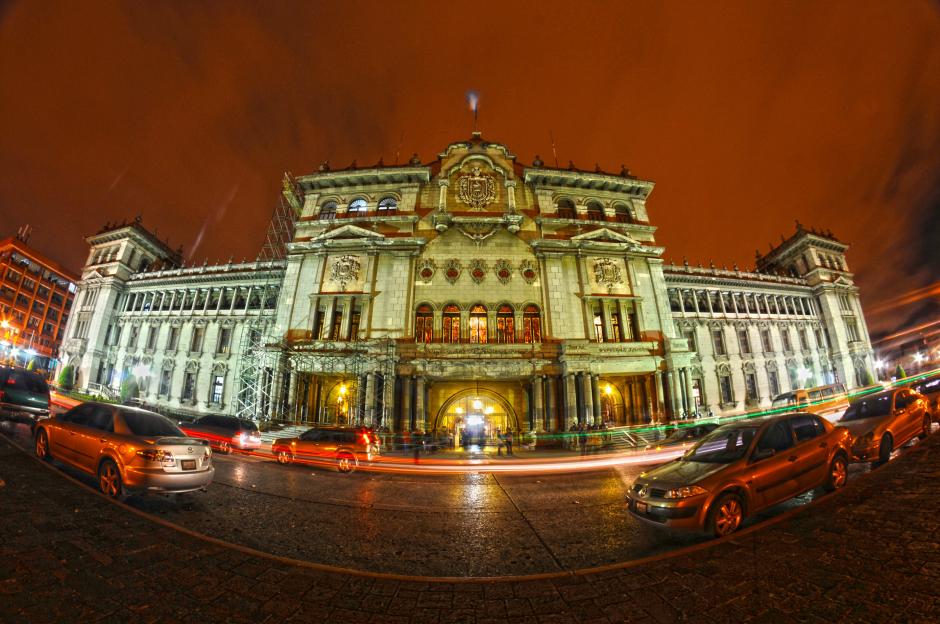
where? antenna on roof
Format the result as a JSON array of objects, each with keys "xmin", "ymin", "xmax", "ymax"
[
  {"xmin": 15, "ymin": 224, "xmax": 32, "ymax": 244},
  {"xmin": 550, "ymin": 131, "xmax": 559, "ymax": 168},
  {"xmin": 395, "ymin": 131, "xmax": 404, "ymax": 165},
  {"xmin": 467, "ymin": 91, "xmax": 479, "ymax": 133}
]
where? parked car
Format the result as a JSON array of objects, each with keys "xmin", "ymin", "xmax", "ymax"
[
  {"xmin": 180, "ymin": 415, "xmax": 261, "ymax": 453},
  {"xmin": 627, "ymin": 412, "xmax": 852, "ymax": 537},
  {"xmin": 0, "ymin": 365, "xmax": 51, "ymax": 427},
  {"xmin": 272, "ymin": 426, "xmax": 380, "ymax": 473},
  {"xmin": 646, "ymin": 423, "xmax": 720, "ymax": 451},
  {"xmin": 34, "ymin": 402, "xmax": 213, "ymax": 499},
  {"xmin": 840, "ymin": 388, "xmax": 931, "ymax": 465},
  {"xmin": 909, "ymin": 376, "xmax": 940, "ymax": 424}
]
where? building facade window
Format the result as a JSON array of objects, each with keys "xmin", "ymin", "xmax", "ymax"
[
  {"xmin": 469, "ymin": 304, "xmax": 487, "ymax": 344},
  {"xmin": 442, "ymin": 305, "xmax": 460, "ymax": 343},
  {"xmin": 217, "ymin": 327, "xmax": 232, "ymax": 353},
  {"xmin": 415, "ymin": 305, "xmax": 433, "ymax": 343},
  {"xmin": 738, "ymin": 328, "xmax": 751, "ymax": 354},
  {"xmin": 761, "ymin": 328, "xmax": 772, "ymax": 352},
  {"xmin": 712, "ymin": 328, "xmax": 726, "ymax": 356},
  {"xmin": 347, "ymin": 198, "xmax": 368, "ymax": 213},
  {"xmin": 182, "ymin": 371, "xmax": 196, "ymax": 402},
  {"xmin": 159, "ymin": 369, "xmax": 172, "ymax": 397},
  {"xmin": 846, "ymin": 319, "xmax": 860, "ymax": 342},
  {"xmin": 146, "ymin": 325, "xmax": 158, "ymax": 350},
  {"xmin": 523, "ymin": 305, "xmax": 542, "ymax": 343},
  {"xmin": 556, "ymin": 198, "xmax": 575, "ymax": 219},
  {"xmin": 768, "ymin": 370, "xmax": 780, "ymax": 397},
  {"xmin": 682, "ymin": 328, "xmax": 696, "ymax": 351},
  {"xmin": 593, "ymin": 310, "xmax": 604, "ymax": 342},
  {"xmin": 799, "ymin": 328, "xmax": 809, "ymax": 351},
  {"xmin": 718, "ymin": 373, "xmax": 734, "ymax": 404},
  {"xmin": 377, "ymin": 197, "xmax": 397, "ymax": 212},
  {"xmin": 167, "ymin": 326, "xmax": 180, "ymax": 351},
  {"xmin": 496, "ymin": 305, "xmax": 514, "ymax": 344},
  {"xmin": 319, "ymin": 201, "xmax": 337, "ymax": 220},
  {"xmin": 190, "ymin": 326, "xmax": 204, "ymax": 353},
  {"xmin": 782, "ymin": 329, "xmax": 792, "ymax": 352},
  {"xmin": 745, "ymin": 372, "xmax": 758, "ymax": 402},
  {"xmin": 611, "ymin": 311, "xmax": 622, "ymax": 342},
  {"xmin": 211, "ymin": 375, "xmax": 224, "ymax": 404},
  {"xmin": 586, "ymin": 201, "xmax": 604, "ymax": 221}
]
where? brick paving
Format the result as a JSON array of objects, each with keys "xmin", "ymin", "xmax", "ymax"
[{"xmin": 2, "ymin": 433, "xmax": 940, "ymax": 623}]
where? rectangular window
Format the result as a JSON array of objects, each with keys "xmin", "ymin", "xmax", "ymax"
[
  {"xmin": 523, "ymin": 316, "xmax": 541, "ymax": 343},
  {"xmin": 768, "ymin": 370, "xmax": 780, "ymax": 397},
  {"xmin": 182, "ymin": 372, "xmax": 195, "ymax": 402},
  {"xmin": 314, "ymin": 310, "xmax": 326, "ymax": 339},
  {"xmin": 611, "ymin": 313, "xmax": 622, "ymax": 342},
  {"xmin": 350, "ymin": 311, "xmax": 361, "ymax": 341},
  {"xmin": 799, "ymin": 329, "xmax": 808, "ymax": 351},
  {"xmin": 190, "ymin": 326, "xmax": 204, "ymax": 352},
  {"xmin": 745, "ymin": 373, "xmax": 758, "ymax": 401},
  {"xmin": 738, "ymin": 329, "xmax": 751, "ymax": 354},
  {"xmin": 712, "ymin": 329, "xmax": 726, "ymax": 356},
  {"xmin": 761, "ymin": 329, "xmax": 773, "ymax": 352},
  {"xmin": 593, "ymin": 312, "xmax": 604, "ymax": 342},
  {"xmin": 682, "ymin": 328, "xmax": 697, "ymax": 351},
  {"xmin": 158, "ymin": 369, "xmax": 171, "ymax": 396},
  {"xmin": 415, "ymin": 315, "xmax": 433, "ymax": 343},
  {"xmin": 442, "ymin": 315, "xmax": 459, "ymax": 343},
  {"xmin": 469, "ymin": 316, "xmax": 487, "ymax": 344},
  {"xmin": 128, "ymin": 324, "xmax": 139, "ymax": 349},
  {"xmin": 719, "ymin": 375, "xmax": 733, "ymax": 404},
  {"xmin": 782, "ymin": 330, "xmax": 792, "ymax": 352},
  {"xmin": 846, "ymin": 319, "xmax": 860, "ymax": 342},
  {"xmin": 331, "ymin": 312, "xmax": 343, "ymax": 340},
  {"xmin": 146, "ymin": 326, "xmax": 158, "ymax": 350},
  {"xmin": 496, "ymin": 316, "xmax": 514, "ymax": 344},
  {"xmin": 167, "ymin": 326, "xmax": 180, "ymax": 351},
  {"xmin": 217, "ymin": 327, "xmax": 232, "ymax": 353},
  {"xmin": 211, "ymin": 375, "xmax": 224, "ymax": 404}
]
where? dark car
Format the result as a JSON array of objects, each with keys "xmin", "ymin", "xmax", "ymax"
[
  {"xmin": 840, "ymin": 387, "xmax": 931, "ymax": 465},
  {"xmin": 0, "ymin": 365, "xmax": 51, "ymax": 427},
  {"xmin": 910, "ymin": 376, "xmax": 940, "ymax": 424},
  {"xmin": 272, "ymin": 426, "xmax": 380, "ymax": 473},
  {"xmin": 180, "ymin": 415, "xmax": 261, "ymax": 453},
  {"xmin": 627, "ymin": 412, "xmax": 852, "ymax": 537}
]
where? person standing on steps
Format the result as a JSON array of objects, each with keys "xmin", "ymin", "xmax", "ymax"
[
  {"xmin": 495, "ymin": 426, "xmax": 504, "ymax": 456},
  {"xmin": 505, "ymin": 427, "xmax": 514, "ymax": 456}
]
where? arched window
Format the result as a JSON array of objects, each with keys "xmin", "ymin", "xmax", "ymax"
[
  {"xmin": 613, "ymin": 202, "xmax": 632, "ymax": 223},
  {"xmin": 523, "ymin": 305, "xmax": 542, "ymax": 343},
  {"xmin": 377, "ymin": 197, "xmax": 398, "ymax": 213},
  {"xmin": 319, "ymin": 201, "xmax": 337, "ymax": 220},
  {"xmin": 348, "ymin": 198, "xmax": 368, "ymax": 214},
  {"xmin": 442, "ymin": 305, "xmax": 460, "ymax": 343},
  {"xmin": 496, "ymin": 305, "xmax": 514, "ymax": 344},
  {"xmin": 586, "ymin": 201, "xmax": 604, "ymax": 221},
  {"xmin": 415, "ymin": 305, "xmax": 433, "ymax": 343},
  {"xmin": 469, "ymin": 304, "xmax": 488, "ymax": 344},
  {"xmin": 556, "ymin": 198, "xmax": 575, "ymax": 219}
]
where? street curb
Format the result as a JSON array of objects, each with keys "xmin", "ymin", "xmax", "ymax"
[{"xmin": 3, "ymin": 430, "xmax": 927, "ymax": 584}]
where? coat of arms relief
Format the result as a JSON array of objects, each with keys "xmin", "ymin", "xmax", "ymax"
[
  {"xmin": 329, "ymin": 255, "xmax": 361, "ymax": 291},
  {"xmin": 592, "ymin": 258, "xmax": 624, "ymax": 290},
  {"xmin": 456, "ymin": 166, "xmax": 497, "ymax": 210}
]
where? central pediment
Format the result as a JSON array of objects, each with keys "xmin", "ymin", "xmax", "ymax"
[
  {"xmin": 570, "ymin": 228, "xmax": 642, "ymax": 245},
  {"xmin": 312, "ymin": 224, "xmax": 387, "ymax": 242}
]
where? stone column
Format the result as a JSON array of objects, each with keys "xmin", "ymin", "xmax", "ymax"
[
  {"xmin": 414, "ymin": 376, "xmax": 426, "ymax": 431},
  {"xmin": 591, "ymin": 374, "xmax": 602, "ymax": 425},
  {"xmin": 545, "ymin": 376, "xmax": 557, "ymax": 431},
  {"xmin": 400, "ymin": 376, "xmax": 412, "ymax": 432},
  {"xmin": 287, "ymin": 369, "xmax": 299, "ymax": 421},
  {"xmin": 581, "ymin": 373, "xmax": 594, "ymax": 425},
  {"xmin": 667, "ymin": 370, "xmax": 679, "ymax": 418},
  {"xmin": 654, "ymin": 371, "xmax": 665, "ymax": 421},
  {"xmin": 685, "ymin": 368, "xmax": 696, "ymax": 415},
  {"xmin": 321, "ymin": 298, "xmax": 336, "ymax": 339},
  {"xmin": 565, "ymin": 373, "xmax": 578, "ymax": 429},
  {"xmin": 384, "ymin": 375, "xmax": 396, "ymax": 432},
  {"xmin": 340, "ymin": 295, "xmax": 353, "ymax": 340},
  {"xmin": 532, "ymin": 376, "xmax": 544, "ymax": 431},
  {"xmin": 364, "ymin": 372, "xmax": 377, "ymax": 426}
]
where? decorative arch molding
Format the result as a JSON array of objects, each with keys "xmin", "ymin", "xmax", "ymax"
[
  {"xmin": 431, "ymin": 386, "xmax": 520, "ymax": 431},
  {"xmin": 742, "ymin": 360, "xmax": 757, "ymax": 374},
  {"xmin": 444, "ymin": 153, "xmax": 511, "ymax": 181},
  {"xmin": 185, "ymin": 360, "xmax": 200, "ymax": 374},
  {"xmin": 716, "ymin": 361, "xmax": 733, "ymax": 376}
]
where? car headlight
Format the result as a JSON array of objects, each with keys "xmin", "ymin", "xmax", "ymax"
[
  {"xmin": 663, "ymin": 485, "xmax": 708, "ymax": 499},
  {"xmin": 854, "ymin": 432, "xmax": 874, "ymax": 447}
]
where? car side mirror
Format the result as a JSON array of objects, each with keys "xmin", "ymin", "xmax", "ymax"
[{"xmin": 752, "ymin": 448, "xmax": 775, "ymax": 462}]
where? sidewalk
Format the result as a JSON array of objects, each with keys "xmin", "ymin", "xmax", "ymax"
[{"xmin": 2, "ymin": 432, "xmax": 940, "ymax": 622}]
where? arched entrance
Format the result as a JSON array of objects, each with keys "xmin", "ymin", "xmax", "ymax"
[{"xmin": 433, "ymin": 388, "xmax": 519, "ymax": 448}]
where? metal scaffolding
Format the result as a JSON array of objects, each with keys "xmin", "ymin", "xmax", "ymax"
[{"xmin": 232, "ymin": 174, "xmax": 300, "ymax": 421}]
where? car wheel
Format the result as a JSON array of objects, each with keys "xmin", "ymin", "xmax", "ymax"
[
  {"xmin": 823, "ymin": 454, "xmax": 848, "ymax": 492},
  {"xmin": 35, "ymin": 429, "xmax": 52, "ymax": 462},
  {"xmin": 920, "ymin": 416, "xmax": 931, "ymax": 440},
  {"xmin": 876, "ymin": 434, "xmax": 893, "ymax": 466},
  {"xmin": 708, "ymin": 492, "xmax": 744, "ymax": 538},
  {"xmin": 276, "ymin": 449, "xmax": 292, "ymax": 465},
  {"xmin": 97, "ymin": 460, "xmax": 125, "ymax": 500},
  {"xmin": 337, "ymin": 452, "xmax": 356, "ymax": 474}
]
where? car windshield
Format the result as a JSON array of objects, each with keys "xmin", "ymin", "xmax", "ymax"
[
  {"xmin": 841, "ymin": 395, "xmax": 892, "ymax": 421},
  {"xmin": 122, "ymin": 410, "xmax": 185, "ymax": 437},
  {"xmin": 913, "ymin": 379, "xmax": 940, "ymax": 395},
  {"xmin": 684, "ymin": 426, "xmax": 757, "ymax": 463},
  {"xmin": 238, "ymin": 419, "xmax": 259, "ymax": 432},
  {"xmin": 771, "ymin": 392, "xmax": 796, "ymax": 407}
]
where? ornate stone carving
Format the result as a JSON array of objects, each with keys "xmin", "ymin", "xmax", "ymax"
[
  {"xmin": 455, "ymin": 222, "xmax": 499, "ymax": 243},
  {"xmin": 493, "ymin": 259, "xmax": 512, "ymax": 284},
  {"xmin": 443, "ymin": 259, "xmax": 462, "ymax": 284},
  {"xmin": 329, "ymin": 255, "xmax": 361, "ymax": 291},
  {"xmin": 416, "ymin": 258, "xmax": 436, "ymax": 282},
  {"xmin": 519, "ymin": 259, "xmax": 538, "ymax": 284},
  {"xmin": 456, "ymin": 166, "xmax": 497, "ymax": 210},
  {"xmin": 592, "ymin": 258, "xmax": 623, "ymax": 289},
  {"xmin": 469, "ymin": 259, "xmax": 488, "ymax": 284}
]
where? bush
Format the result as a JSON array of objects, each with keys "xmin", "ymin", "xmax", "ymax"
[
  {"xmin": 895, "ymin": 364, "xmax": 906, "ymax": 380},
  {"xmin": 57, "ymin": 365, "xmax": 75, "ymax": 391},
  {"xmin": 120, "ymin": 377, "xmax": 140, "ymax": 404}
]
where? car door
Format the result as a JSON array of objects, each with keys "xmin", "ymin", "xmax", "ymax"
[
  {"xmin": 892, "ymin": 391, "xmax": 917, "ymax": 443},
  {"xmin": 51, "ymin": 403, "xmax": 96, "ymax": 466},
  {"xmin": 788, "ymin": 414, "xmax": 829, "ymax": 490},
  {"xmin": 294, "ymin": 429, "xmax": 323, "ymax": 460},
  {"xmin": 748, "ymin": 420, "xmax": 801, "ymax": 510},
  {"xmin": 72, "ymin": 405, "xmax": 116, "ymax": 473}
]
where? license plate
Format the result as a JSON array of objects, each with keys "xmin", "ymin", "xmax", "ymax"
[
  {"xmin": 636, "ymin": 501, "xmax": 648, "ymax": 514},
  {"xmin": 181, "ymin": 459, "xmax": 196, "ymax": 471}
]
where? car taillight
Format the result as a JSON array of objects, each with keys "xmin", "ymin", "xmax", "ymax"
[
  {"xmin": 203, "ymin": 449, "xmax": 211, "ymax": 465},
  {"xmin": 136, "ymin": 449, "xmax": 176, "ymax": 467},
  {"xmin": 361, "ymin": 433, "xmax": 371, "ymax": 445}
]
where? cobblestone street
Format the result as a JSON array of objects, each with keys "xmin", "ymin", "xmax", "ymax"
[{"xmin": 3, "ymin": 428, "xmax": 940, "ymax": 622}]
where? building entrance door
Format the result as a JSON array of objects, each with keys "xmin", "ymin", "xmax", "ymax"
[{"xmin": 434, "ymin": 390, "xmax": 518, "ymax": 450}]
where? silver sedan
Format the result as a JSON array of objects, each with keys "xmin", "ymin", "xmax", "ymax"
[{"xmin": 34, "ymin": 402, "xmax": 214, "ymax": 499}]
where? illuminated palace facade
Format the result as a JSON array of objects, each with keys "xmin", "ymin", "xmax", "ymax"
[{"xmin": 58, "ymin": 135, "xmax": 875, "ymax": 433}]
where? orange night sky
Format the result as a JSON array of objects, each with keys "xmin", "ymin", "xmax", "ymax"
[{"xmin": 1, "ymin": 1, "xmax": 938, "ymax": 337}]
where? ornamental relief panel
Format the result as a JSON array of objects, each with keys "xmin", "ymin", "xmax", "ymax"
[
  {"xmin": 469, "ymin": 259, "xmax": 488, "ymax": 284},
  {"xmin": 586, "ymin": 257, "xmax": 631, "ymax": 294},
  {"xmin": 416, "ymin": 259, "xmax": 436, "ymax": 283},
  {"xmin": 322, "ymin": 254, "xmax": 365, "ymax": 292},
  {"xmin": 518, "ymin": 259, "xmax": 538, "ymax": 284},
  {"xmin": 456, "ymin": 166, "xmax": 498, "ymax": 210}
]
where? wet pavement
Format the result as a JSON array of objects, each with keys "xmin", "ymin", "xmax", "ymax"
[
  {"xmin": 2, "ymin": 421, "xmax": 940, "ymax": 621},
  {"xmin": 0, "ymin": 420, "xmax": 874, "ymax": 577}
]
